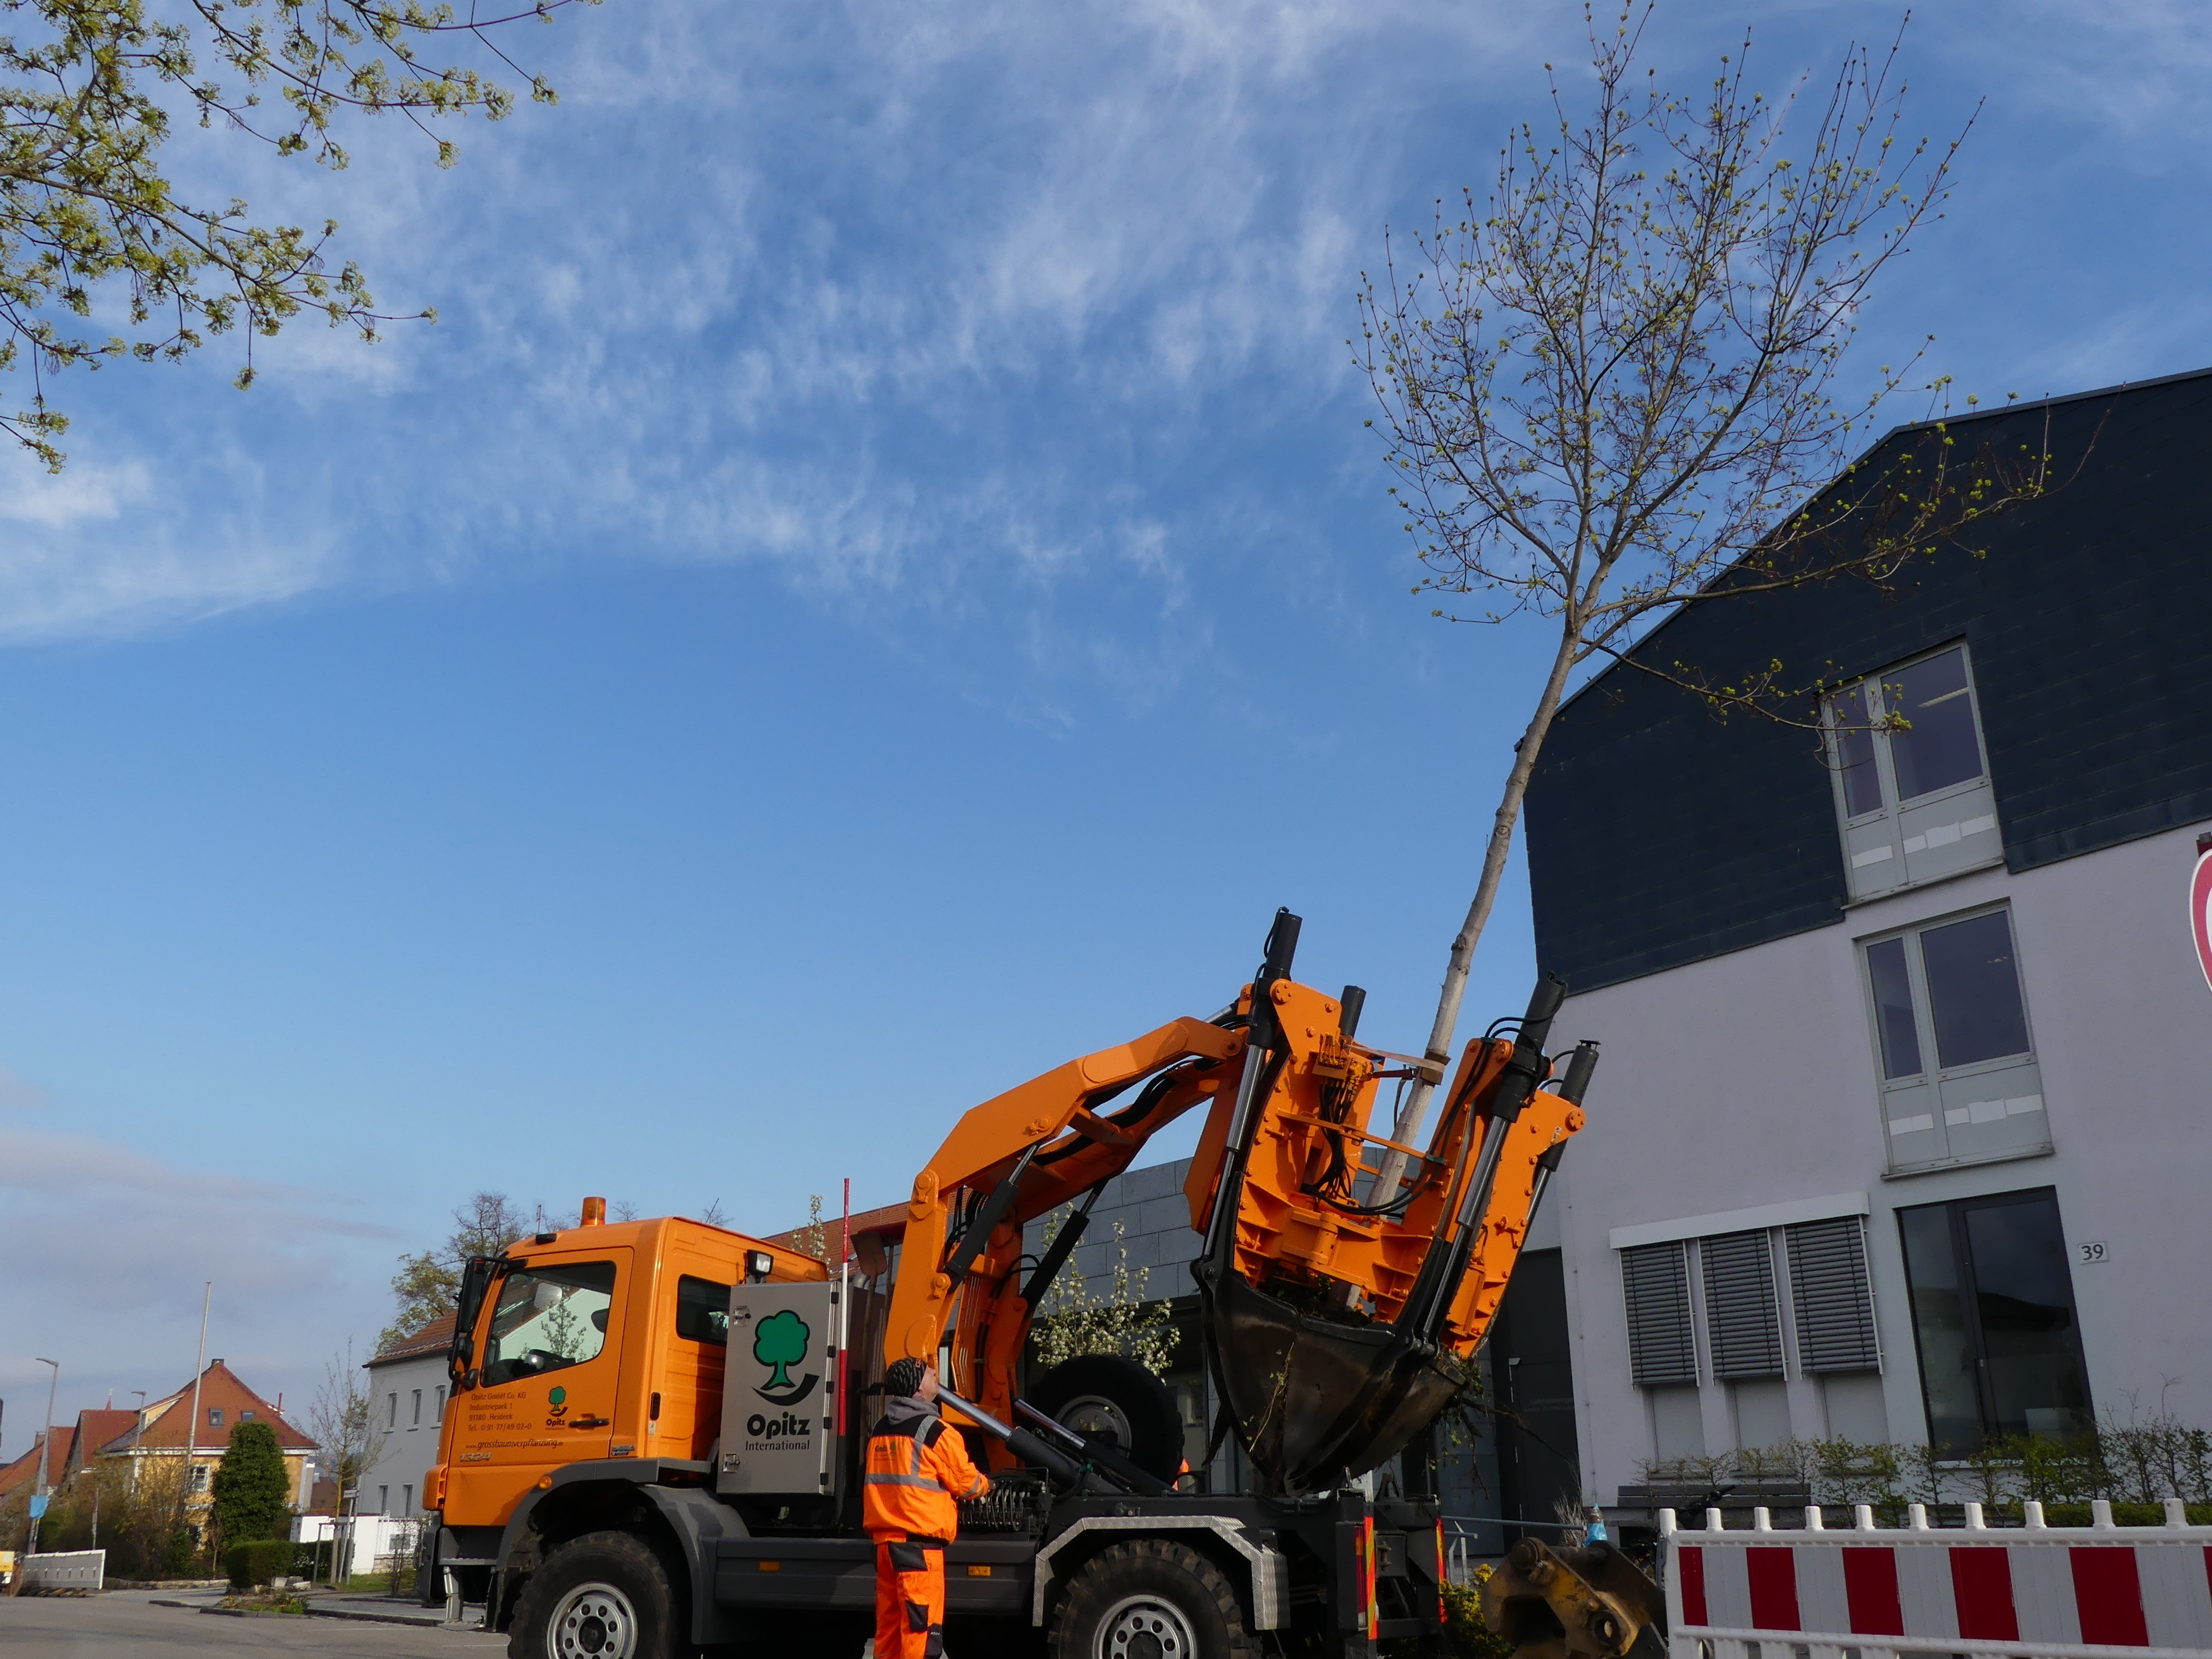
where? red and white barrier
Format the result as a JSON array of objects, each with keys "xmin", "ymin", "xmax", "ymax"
[{"xmin": 1659, "ymin": 1500, "xmax": 2212, "ymax": 1658}]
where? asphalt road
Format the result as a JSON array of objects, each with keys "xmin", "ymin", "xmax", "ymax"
[{"xmin": 0, "ymin": 1590, "xmax": 510, "ymax": 1657}]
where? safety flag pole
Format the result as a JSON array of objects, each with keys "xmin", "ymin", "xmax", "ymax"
[{"xmin": 837, "ymin": 1178, "xmax": 851, "ymax": 1438}]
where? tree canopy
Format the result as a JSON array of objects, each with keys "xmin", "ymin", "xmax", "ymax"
[
  {"xmin": 381, "ymin": 1190, "xmax": 533, "ymax": 1348},
  {"xmin": 211, "ymin": 1419, "xmax": 291, "ymax": 1545},
  {"xmin": 1354, "ymin": 3, "xmax": 2058, "ymax": 1193},
  {"xmin": 1, "ymin": 0, "xmax": 594, "ymax": 469}
]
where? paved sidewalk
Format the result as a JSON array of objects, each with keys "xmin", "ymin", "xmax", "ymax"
[{"xmin": 0, "ymin": 1589, "xmax": 508, "ymax": 1656}]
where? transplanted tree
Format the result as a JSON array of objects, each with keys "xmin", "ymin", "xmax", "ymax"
[
  {"xmin": 0, "ymin": 0, "xmax": 598, "ymax": 469},
  {"xmin": 1355, "ymin": 4, "xmax": 2063, "ymax": 1191},
  {"xmin": 211, "ymin": 1420, "xmax": 293, "ymax": 1548}
]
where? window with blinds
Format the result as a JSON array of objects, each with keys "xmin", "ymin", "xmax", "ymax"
[
  {"xmin": 1786, "ymin": 1215, "xmax": 1882, "ymax": 1373},
  {"xmin": 1700, "ymin": 1229, "xmax": 1785, "ymax": 1379},
  {"xmin": 1620, "ymin": 1240, "xmax": 1697, "ymax": 1386}
]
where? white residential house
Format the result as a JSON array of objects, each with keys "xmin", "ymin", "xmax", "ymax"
[{"xmin": 357, "ymin": 1314, "xmax": 455, "ymax": 1518}]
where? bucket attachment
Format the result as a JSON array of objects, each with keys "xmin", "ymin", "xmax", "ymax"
[
  {"xmin": 1191, "ymin": 912, "xmax": 1588, "ymax": 1496},
  {"xmin": 1201, "ymin": 1267, "xmax": 1470, "ymax": 1495},
  {"xmin": 1479, "ymin": 1537, "xmax": 1667, "ymax": 1659}
]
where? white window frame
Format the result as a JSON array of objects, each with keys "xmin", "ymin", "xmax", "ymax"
[
  {"xmin": 1859, "ymin": 900, "xmax": 2049, "ymax": 1175},
  {"xmin": 1824, "ymin": 641, "xmax": 2002, "ymax": 900}
]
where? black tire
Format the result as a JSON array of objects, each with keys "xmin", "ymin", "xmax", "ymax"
[
  {"xmin": 508, "ymin": 1530, "xmax": 684, "ymax": 1659},
  {"xmin": 1049, "ymin": 1538, "xmax": 1259, "ymax": 1659},
  {"xmin": 1027, "ymin": 1355, "xmax": 1184, "ymax": 1483}
]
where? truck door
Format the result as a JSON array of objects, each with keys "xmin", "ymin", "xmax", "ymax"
[
  {"xmin": 655, "ymin": 1265, "xmax": 733, "ymax": 1462},
  {"xmin": 446, "ymin": 1250, "xmax": 632, "ymax": 1520}
]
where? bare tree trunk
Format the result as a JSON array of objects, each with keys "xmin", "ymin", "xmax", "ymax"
[{"xmin": 1370, "ymin": 621, "xmax": 1582, "ymax": 1203}]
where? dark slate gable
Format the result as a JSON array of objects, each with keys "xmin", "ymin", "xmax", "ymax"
[{"xmin": 1525, "ymin": 369, "xmax": 2212, "ymax": 993}]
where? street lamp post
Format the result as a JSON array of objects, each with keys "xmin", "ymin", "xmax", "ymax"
[{"xmin": 28, "ymin": 1357, "xmax": 59, "ymax": 1558}]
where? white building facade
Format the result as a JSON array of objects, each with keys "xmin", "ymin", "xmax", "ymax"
[
  {"xmin": 359, "ymin": 1318, "xmax": 455, "ymax": 1518},
  {"xmin": 1517, "ymin": 372, "xmax": 2212, "ymax": 1522}
]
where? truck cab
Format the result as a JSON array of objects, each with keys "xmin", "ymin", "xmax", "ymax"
[{"xmin": 427, "ymin": 1208, "xmax": 828, "ymax": 1604}]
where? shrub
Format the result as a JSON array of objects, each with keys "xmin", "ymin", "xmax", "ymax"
[
  {"xmin": 225, "ymin": 1538, "xmax": 296, "ymax": 1589},
  {"xmin": 212, "ymin": 1422, "xmax": 293, "ymax": 1548},
  {"xmin": 1439, "ymin": 1569, "xmax": 1514, "ymax": 1659}
]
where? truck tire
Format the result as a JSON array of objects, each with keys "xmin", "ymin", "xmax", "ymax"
[
  {"xmin": 1050, "ymin": 1538, "xmax": 1259, "ymax": 1659},
  {"xmin": 507, "ymin": 1530, "xmax": 683, "ymax": 1659},
  {"xmin": 1028, "ymin": 1355, "xmax": 1184, "ymax": 1483}
]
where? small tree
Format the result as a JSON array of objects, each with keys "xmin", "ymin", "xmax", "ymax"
[
  {"xmin": 1029, "ymin": 1214, "xmax": 1176, "ymax": 1376},
  {"xmin": 210, "ymin": 1421, "xmax": 291, "ymax": 1550},
  {"xmin": 1356, "ymin": 4, "xmax": 2061, "ymax": 1188},
  {"xmin": 304, "ymin": 1344, "xmax": 388, "ymax": 1513},
  {"xmin": 793, "ymin": 1194, "xmax": 831, "ymax": 1264}
]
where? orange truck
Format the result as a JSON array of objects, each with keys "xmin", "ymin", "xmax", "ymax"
[{"xmin": 420, "ymin": 911, "xmax": 1662, "ymax": 1659}]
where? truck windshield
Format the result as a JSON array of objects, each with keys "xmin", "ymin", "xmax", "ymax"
[{"xmin": 482, "ymin": 1261, "xmax": 617, "ymax": 1386}]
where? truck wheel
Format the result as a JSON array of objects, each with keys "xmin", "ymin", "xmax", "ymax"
[
  {"xmin": 1050, "ymin": 1538, "xmax": 1259, "ymax": 1659},
  {"xmin": 508, "ymin": 1531, "xmax": 682, "ymax": 1659},
  {"xmin": 1028, "ymin": 1355, "xmax": 1184, "ymax": 1483}
]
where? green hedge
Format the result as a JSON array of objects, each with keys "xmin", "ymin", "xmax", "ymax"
[
  {"xmin": 2042, "ymin": 1501, "xmax": 2212, "ymax": 1527},
  {"xmin": 225, "ymin": 1538, "xmax": 296, "ymax": 1589}
]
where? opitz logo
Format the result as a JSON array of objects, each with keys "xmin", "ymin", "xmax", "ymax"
[{"xmin": 751, "ymin": 1308, "xmax": 820, "ymax": 1407}]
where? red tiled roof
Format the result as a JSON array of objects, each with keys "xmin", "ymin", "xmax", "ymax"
[
  {"xmin": 0, "ymin": 1427, "xmax": 75, "ymax": 1497},
  {"xmin": 372, "ymin": 1312, "xmax": 457, "ymax": 1365},
  {"xmin": 761, "ymin": 1199, "xmax": 904, "ymax": 1256},
  {"xmin": 69, "ymin": 1410, "xmax": 139, "ymax": 1469},
  {"xmin": 125, "ymin": 1361, "xmax": 316, "ymax": 1453}
]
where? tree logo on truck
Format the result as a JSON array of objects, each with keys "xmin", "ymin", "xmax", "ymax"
[{"xmin": 752, "ymin": 1308, "xmax": 818, "ymax": 1405}]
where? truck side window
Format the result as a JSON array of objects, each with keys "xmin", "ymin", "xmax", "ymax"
[
  {"xmin": 675, "ymin": 1275, "xmax": 732, "ymax": 1346},
  {"xmin": 483, "ymin": 1261, "xmax": 618, "ymax": 1386}
]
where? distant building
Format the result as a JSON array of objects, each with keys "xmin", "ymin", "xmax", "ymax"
[
  {"xmin": 359, "ymin": 1316, "xmax": 457, "ymax": 1517},
  {"xmin": 0, "ymin": 1425, "xmax": 75, "ymax": 1504},
  {"xmin": 1514, "ymin": 368, "xmax": 2212, "ymax": 1526},
  {"xmin": 98, "ymin": 1360, "xmax": 320, "ymax": 1538}
]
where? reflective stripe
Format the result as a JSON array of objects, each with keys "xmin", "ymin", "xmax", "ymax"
[{"xmin": 865, "ymin": 1473, "xmax": 948, "ymax": 1490}]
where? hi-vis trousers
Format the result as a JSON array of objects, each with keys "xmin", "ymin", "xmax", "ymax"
[{"xmin": 872, "ymin": 1534, "xmax": 946, "ymax": 1659}]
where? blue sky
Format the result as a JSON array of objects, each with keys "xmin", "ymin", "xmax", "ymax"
[{"xmin": 4, "ymin": 0, "xmax": 2209, "ymax": 1433}]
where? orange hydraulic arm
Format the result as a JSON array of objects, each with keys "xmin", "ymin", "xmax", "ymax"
[
  {"xmin": 880, "ymin": 909, "xmax": 1599, "ymax": 1486},
  {"xmin": 882, "ymin": 1014, "xmax": 1245, "ymax": 1431}
]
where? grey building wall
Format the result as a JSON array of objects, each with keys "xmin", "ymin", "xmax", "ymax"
[
  {"xmin": 1526, "ymin": 370, "xmax": 2212, "ymax": 994},
  {"xmin": 1544, "ymin": 820, "xmax": 2212, "ymax": 1510}
]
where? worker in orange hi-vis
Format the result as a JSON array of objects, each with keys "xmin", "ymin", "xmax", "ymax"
[{"xmin": 863, "ymin": 1357, "xmax": 990, "ymax": 1659}]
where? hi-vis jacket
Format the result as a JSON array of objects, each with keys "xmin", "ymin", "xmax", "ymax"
[{"xmin": 862, "ymin": 1395, "xmax": 990, "ymax": 1541}]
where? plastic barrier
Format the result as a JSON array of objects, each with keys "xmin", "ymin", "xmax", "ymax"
[
  {"xmin": 1660, "ymin": 1501, "xmax": 2212, "ymax": 1658},
  {"xmin": 20, "ymin": 1550, "xmax": 106, "ymax": 1592}
]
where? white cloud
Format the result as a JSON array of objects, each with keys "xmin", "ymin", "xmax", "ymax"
[
  {"xmin": 2, "ymin": 0, "xmax": 2203, "ymax": 665},
  {"xmin": 0, "ymin": 1120, "xmax": 391, "ymax": 1306}
]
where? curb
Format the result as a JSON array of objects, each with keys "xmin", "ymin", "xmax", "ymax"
[{"xmin": 150, "ymin": 1595, "xmax": 479, "ymax": 1630}]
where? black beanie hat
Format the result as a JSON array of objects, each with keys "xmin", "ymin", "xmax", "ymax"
[{"xmin": 884, "ymin": 1356, "xmax": 928, "ymax": 1397}]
